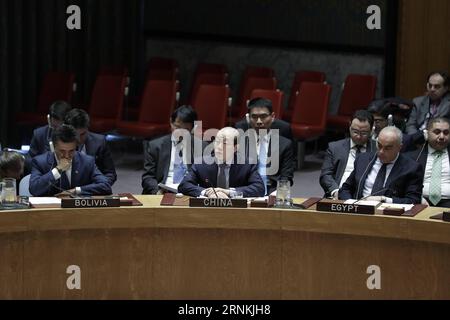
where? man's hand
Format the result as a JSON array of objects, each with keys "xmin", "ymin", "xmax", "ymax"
[
  {"xmin": 208, "ymin": 191, "xmax": 229, "ymax": 199},
  {"xmin": 57, "ymin": 158, "xmax": 71, "ymax": 172},
  {"xmin": 55, "ymin": 188, "xmax": 75, "ymax": 198}
]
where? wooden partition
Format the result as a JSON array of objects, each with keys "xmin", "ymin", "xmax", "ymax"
[{"xmin": 0, "ymin": 195, "xmax": 449, "ymax": 299}]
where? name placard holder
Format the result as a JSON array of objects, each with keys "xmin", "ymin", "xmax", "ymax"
[
  {"xmin": 61, "ymin": 197, "xmax": 121, "ymax": 208},
  {"xmin": 189, "ymin": 198, "xmax": 248, "ymax": 208},
  {"xmin": 316, "ymin": 199, "xmax": 377, "ymax": 215}
]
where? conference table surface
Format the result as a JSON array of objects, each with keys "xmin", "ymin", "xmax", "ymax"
[{"xmin": 0, "ymin": 195, "xmax": 449, "ymax": 299}]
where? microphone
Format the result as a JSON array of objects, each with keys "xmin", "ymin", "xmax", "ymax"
[
  {"xmin": 47, "ymin": 180, "xmax": 83, "ymax": 198},
  {"xmin": 388, "ymin": 114, "xmax": 394, "ymax": 126},
  {"xmin": 204, "ymin": 178, "xmax": 221, "ymax": 198},
  {"xmin": 355, "ymin": 152, "xmax": 378, "ymax": 200}
]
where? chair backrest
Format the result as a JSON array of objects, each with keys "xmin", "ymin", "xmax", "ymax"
[
  {"xmin": 19, "ymin": 174, "xmax": 32, "ymax": 196},
  {"xmin": 139, "ymin": 80, "xmax": 178, "ymax": 124},
  {"xmin": 147, "ymin": 57, "xmax": 179, "ymax": 70},
  {"xmin": 192, "ymin": 84, "xmax": 230, "ymax": 131},
  {"xmin": 249, "ymin": 89, "xmax": 284, "ymax": 119},
  {"xmin": 37, "ymin": 71, "xmax": 75, "ymax": 114},
  {"xmin": 235, "ymin": 77, "xmax": 277, "ymax": 118},
  {"xmin": 243, "ymin": 66, "xmax": 274, "ymax": 80},
  {"xmin": 146, "ymin": 68, "xmax": 178, "ymax": 81},
  {"xmin": 288, "ymin": 70, "xmax": 326, "ymax": 111},
  {"xmin": 292, "ymin": 82, "xmax": 332, "ymax": 129},
  {"xmin": 88, "ymin": 73, "xmax": 127, "ymax": 120},
  {"xmin": 189, "ymin": 73, "xmax": 228, "ymax": 104},
  {"xmin": 338, "ymin": 74, "xmax": 377, "ymax": 116},
  {"xmin": 196, "ymin": 63, "xmax": 228, "ymax": 75}
]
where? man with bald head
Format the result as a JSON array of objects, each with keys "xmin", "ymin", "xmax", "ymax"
[{"xmin": 339, "ymin": 126, "xmax": 423, "ymax": 204}]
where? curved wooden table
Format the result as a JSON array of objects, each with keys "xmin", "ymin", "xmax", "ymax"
[{"xmin": 0, "ymin": 195, "xmax": 449, "ymax": 299}]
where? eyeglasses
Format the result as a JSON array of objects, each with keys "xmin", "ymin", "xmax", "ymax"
[
  {"xmin": 427, "ymin": 83, "xmax": 443, "ymax": 90},
  {"xmin": 373, "ymin": 118, "xmax": 387, "ymax": 123},
  {"xmin": 250, "ymin": 113, "xmax": 271, "ymax": 121},
  {"xmin": 350, "ymin": 128, "xmax": 370, "ymax": 137}
]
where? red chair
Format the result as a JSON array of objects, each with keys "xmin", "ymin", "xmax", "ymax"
[
  {"xmin": 192, "ymin": 84, "xmax": 230, "ymax": 131},
  {"xmin": 243, "ymin": 66, "xmax": 274, "ymax": 80},
  {"xmin": 189, "ymin": 73, "xmax": 228, "ymax": 105},
  {"xmin": 327, "ymin": 74, "xmax": 377, "ymax": 132},
  {"xmin": 195, "ymin": 63, "xmax": 228, "ymax": 76},
  {"xmin": 249, "ymin": 89, "xmax": 284, "ymax": 119},
  {"xmin": 231, "ymin": 77, "xmax": 277, "ymax": 124},
  {"xmin": 291, "ymin": 82, "xmax": 332, "ymax": 169},
  {"xmin": 283, "ymin": 70, "xmax": 326, "ymax": 121},
  {"xmin": 88, "ymin": 73, "xmax": 127, "ymax": 133},
  {"xmin": 116, "ymin": 80, "xmax": 178, "ymax": 139},
  {"xmin": 16, "ymin": 71, "xmax": 75, "ymax": 126},
  {"xmin": 147, "ymin": 57, "xmax": 179, "ymax": 70}
]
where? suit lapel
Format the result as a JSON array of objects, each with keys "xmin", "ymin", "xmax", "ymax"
[
  {"xmin": 336, "ymin": 139, "xmax": 351, "ymax": 182},
  {"xmin": 358, "ymin": 155, "xmax": 376, "ymax": 199},
  {"xmin": 161, "ymin": 136, "xmax": 172, "ymax": 182},
  {"xmin": 70, "ymin": 152, "xmax": 81, "ymax": 188}
]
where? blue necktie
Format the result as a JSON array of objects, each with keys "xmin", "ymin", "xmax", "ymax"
[
  {"xmin": 60, "ymin": 171, "xmax": 70, "ymax": 190},
  {"xmin": 258, "ymin": 139, "xmax": 268, "ymax": 195},
  {"xmin": 371, "ymin": 163, "xmax": 387, "ymax": 195},
  {"xmin": 172, "ymin": 148, "xmax": 186, "ymax": 184}
]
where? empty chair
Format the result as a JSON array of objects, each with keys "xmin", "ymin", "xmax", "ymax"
[
  {"xmin": 249, "ymin": 89, "xmax": 284, "ymax": 119},
  {"xmin": 16, "ymin": 71, "xmax": 75, "ymax": 126},
  {"xmin": 283, "ymin": 70, "xmax": 326, "ymax": 121},
  {"xmin": 19, "ymin": 174, "xmax": 32, "ymax": 196},
  {"xmin": 231, "ymin": 76, "xmax": 277, "ymax": 124},
  {"xmin": 192, "ymin": 84, "xmax": 230, "ymax": 132},
  {"xmin": 88, "ymin": 73, "xmax": 127, "ymax": 133},
  {"xmin": 243, "ymin": 66, "xmax": 274, "ymax": 80},
  {"xmin": 116, "ymin": 80, "xmax": 178, "ymax": 139},
  {"xmin": 189, "ymin": 73, "xmax": 228, "ymax": 105},
  {"xmin": 147, "ymin": 57, "xmax": 179, "ymax": 70},
  {"xmin": 195, "ymin": 63, "xmax": 228, "ymax": 76},
  {"xmin": 327, "ymin": 74, "xmax": 377, "ymax": 132},
  {"xmin": 291, "ymin": 82, "xmax": 332, "ymax": 169}
]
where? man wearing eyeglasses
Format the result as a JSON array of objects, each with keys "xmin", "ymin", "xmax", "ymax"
[
  {"xmin": 320, "ymin": 110, "xmax": 376, "ymax": 199},
  {"xmin": 406, "ymin": 71, "xmax": 450, "ymax": 134}
]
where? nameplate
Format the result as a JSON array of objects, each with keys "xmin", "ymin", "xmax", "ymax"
[
  {"xmin": 189, "ymin": 198, "xmax": 248, "ymax": 208},
  {"xmin": 316, "ymin": 200, "xmax": 376, "ymax": 215},
  {"xmin": 61, "ymin": 197, "xmax": 120, "ymax": 208},
  {"xmin": 444, "ymin": 212, "xmax": 450, "ymax": 222}
]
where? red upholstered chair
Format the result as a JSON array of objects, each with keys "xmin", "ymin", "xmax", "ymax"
[
  {"xmin": 189, "ymin": 72, "xmax": 228, "ymax": 105},
  {"xmin": 249, "ymin": 89, "xmax": 284, "ymax": 119},
  {"xmin": 291, "ymin": 82, "xmax": 332, "ymax": 169},
  {"xmin": 16, "ymin": 71, "xmax": 75, "ymax": 126},
  {"xmin": 116, "ymin": 80, "xmax": 177, "ymax": 139},
  {"xmin": 147, "ymin": 57, "xmax": 179, "ymax": 71},
  {"xmin": 243, "ymin": 66, "xmax": 274, "ymax": 80},
  {"xmin": 195, "ymin": 63, "xmax": 228, "ymax": 76},
  {"xmin": 88, "ymin": 73, "xmax": 127, "ymax": 133},
  {"xmin": 192, "ymin": 84, "xmax": 230, "ymax": 131},
  {"xmin": 231, "ymin": 77, "xmax": 277, "ymax": 124},
  {"xmin": 327, "ymin": 74, "xmax": 377, "ymax": 132},
  {"xmin": 283, "ymin": 70, "xmax": 326, "ymax": 121}
]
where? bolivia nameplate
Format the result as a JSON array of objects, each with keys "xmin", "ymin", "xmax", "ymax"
[
  {"xmin": 316, "ymin": 200, "xmax": 376, "ymax": 215},
  {"xmin": 189, "ymin": 198, "xmax": 248, "ymax": 208},
  {"xmin": 61, "ymin": 197, "xmax": 121, "ymax": 208}
]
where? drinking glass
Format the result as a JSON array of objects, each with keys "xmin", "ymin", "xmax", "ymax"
[
  {"xmin": 1, "ymin": 178, "xmax": 17, "ymax": 205},
  {"xmin": 275, "ymin": 179, "xmax": 292, "ymax": 208}
]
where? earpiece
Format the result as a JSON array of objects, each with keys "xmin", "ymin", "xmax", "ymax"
[
  {"xmin": 246, "ymin": 113, "xmax": 250, "ymax": 125},
  {"xmin": 423, "ymin": 129, "xmax": 428, "ymax": 141},
  {"xmin": 49, "ymin": 141, "xmax": 55, "ymax": 153},
  {"xmin": 47, "ymin": 114, "xmax": 52, "ymax": 128}
]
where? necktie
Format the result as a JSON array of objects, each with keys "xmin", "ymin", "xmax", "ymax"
[
  {"xmin": 172, "ymin": 148, "xmax": 186, "ymax": 184},
  {"xmin": 429, "ymin": 151, "xmax": 443, "ymax": 205},
  {"xmin": 371, "ymin": 163, "xmax": 387, "ymax": 195},
  {"xmin": 258, "ymin": 138, "xmax": 268, "ymax": 195},
  {"xmin": 355, "ymin": 145, "xmax": 362, "ymax": 155},
  {"xmin": 60, "ymin": 171, "xmax": 70, "ymax": 191},
  {"xmin": 217, "ymin": 164, "xmax": 228, "ymax": 189}
]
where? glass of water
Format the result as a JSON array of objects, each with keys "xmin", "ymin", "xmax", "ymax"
[
  {"xmin": 1, "ymin": 178, "xmax": 17, "ymax": 205},
  {"xmin": 230, "ymin": 190, "xmax": 244, "ymax": 199},
  {"xmin": 275, "ymin": 179, "xmax": 291, "ymax": 208}
]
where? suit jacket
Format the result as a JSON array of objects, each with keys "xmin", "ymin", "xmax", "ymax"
[
  {"xmin": 30, "ymin": 151, "xmax": 112, "ymax": 196},
  {"xmin": 338, "ymin": 152, "xmax": 423, "ymax": 204},
  {"xmin": 142, "ymin": 134, "xmax": 208, "ymax": 194},
  {"xmin": 83, "ymin": 132, "xmax": 117, "ymax": 185},
  {"xmin": 178, "ymin": 162, "xmax": 265, "ymax": 198},
  {"xmin": 320, "ymin": 138, "xmax": 376, "ymax": 197},
  {"xmin": 245, "ymin": 134, "xmax": 295, "ymax": 194},
  {"xmin": 25, "ymin": 125, "xmax": 52, "ymax": 173},
  {"xmin": 234, "ymin": 118, "xmax": 293, "ymax": 140},
  {"xmin": 407, "ymin": 143, "xmax": 450, "ymax": 178},
  {"xmin": 406, "ymin": 92, "xmax": 450, "ymax": 134}
]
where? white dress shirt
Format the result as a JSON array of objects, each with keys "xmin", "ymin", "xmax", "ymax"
[
  {"xmin": 164, "ymin": 137, "xmax": 187, "ymax": 186},
  {"xmin": 362, "ymin": 154, "xmax": 399, "ymax": 198},
  {"xmin": 339, "ymin": 140, "xmax": 367, "ymax": 188},
  {"xmin": 422, "ymin": 145, "xmax": 450, "ymax": 199}
]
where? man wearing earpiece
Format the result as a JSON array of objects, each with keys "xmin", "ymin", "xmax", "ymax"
[
  {"xmin": 407, "ymin": 118, "xmax": 450, "ymax": 207},
  {"xmin": 142, "ymin": 105, "xmax": 207, "ymax": 194},
  {"xmin": 25, "ymin": 101, "xmax": 72, "ymax": 173},
  {"xmin": 405, "ymin": 71, "xmax": 450, "ymax": 135},
  {"xmin": 64, "ymin": 108, "xmax": 117, "ymax": 186},
  {"xmin": 339, "ymin": 126, "xmax": 423, "ymax": 204},
  {"xmin": 29, "ymin": 125, "xmax": 111, "ymax": 196}
]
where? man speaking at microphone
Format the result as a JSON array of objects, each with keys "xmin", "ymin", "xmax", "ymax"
[
  {"xmin": 29, "ymin": 125, "xmax": 112, "ymax": 197},
  {"xmin": 338, "ymin": 126, "xmax": 423, "ymax": 204}
]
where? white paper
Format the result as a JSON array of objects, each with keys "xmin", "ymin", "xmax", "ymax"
[
  {"xmin": 378, "ymin": 203, "xmax": 414, "ymax": 211},
  {"xmin": 29, "ymin": 197, "xmax": 61, "ymax": 205},
  {"xmin": 344, "ymin": 199, "xmax": 381, "ymax": 206}
]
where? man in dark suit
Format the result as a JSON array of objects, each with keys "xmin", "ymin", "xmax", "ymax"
[
  {"xmin": 30, "ymin": 124, "xmax": 111, "ymax": 197},
  {"xmin": 406, "ymin": 71, "xmax": 450, "ymax": 134},
  {"xmin": 25, "ymin": 101, "xmax": 72, "ymax": 172},
  {"xmin": 407, "ymin": 117, "xmax": 450, "ymax": 207},
  {"xmin": 320, "ymin": 110, "xmax": 376, "ymax": 198},
  {"xmin": 142, "ymin": 105, "xmax": 206, "ymax": 194},
  {"xmin": 235, "ymin": 97, "xmax": 295, "ymax": 195},
  {"xmin": 339, "ymin": 126, "xmax": 423, "ymax": 204},
  {"xmin": 64, "ymin": 108, "xmax": 117, "ymax": 185},
  {"xmin": 235, "ymin": 97, "xmax": 293, "ymax": 140},
  {"xmin": 178, "ymin": 127, "xmax": 265, "ymax": 198}
]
